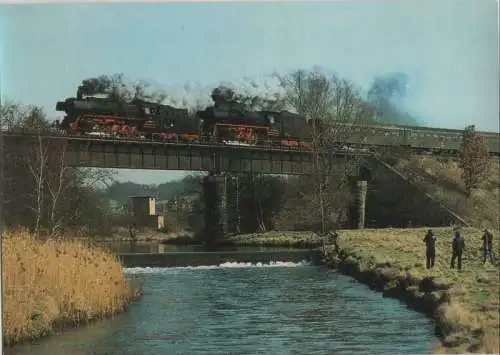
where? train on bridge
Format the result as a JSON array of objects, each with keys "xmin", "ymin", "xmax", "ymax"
[
  {"xmin": 55, "ymin": 90, "xmax": 317, "ymax": 149},
  {"xmin": 54, "ymin": 88, "xmax": 500, "ymax": 155}
]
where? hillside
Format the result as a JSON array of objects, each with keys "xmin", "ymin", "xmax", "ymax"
[
  {"xmin": 392, "ymin": 156, "xmax": 500, "ymax": 230},
  {"xmin": 104, "ymin": 176, "xmax": 202, "ymax": 205}
]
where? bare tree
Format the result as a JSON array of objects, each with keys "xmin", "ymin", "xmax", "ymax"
[
  {"xmin": 1, "ymin": 101, "xmax": 119, "ymax": 235},
  {"xmin": 45, "ymin": 139, "xmax": 73, "ymax": 235},
  {"xmin": 25, "ymin": 135, "xmax": 48, "ymax": 235},
  {"xmin": 276, "ymin": 69, "xmax": 374, "ymax": 234},
  {"xmin": 459, "ymin": 125, "xmax": 490, "ymax": 197},
  {"xmin": 17, "ymin": 108, "xmax": 53, "ymax": 235},
  {"xmin": 0, "ymin": 101, "xmax": 5, "ymax": 232}
]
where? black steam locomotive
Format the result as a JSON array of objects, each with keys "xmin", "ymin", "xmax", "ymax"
[{"xmin": 55, "ymin": 88, "xmax": 314, "ymax": 149}]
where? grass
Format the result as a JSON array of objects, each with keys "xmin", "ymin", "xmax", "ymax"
[
  {"xmin": 1, "ymin": 230, "xmax": 141, "ymax": 346},
  {"xmin": 155, "ymin": 231, "xmax": 319, "ymax": 248},
  {"xmin": 230, "ymin": 231, "xmax": 322, "ymax": 248},
  {"xmin": 328, "ymin": 227, "xmax": 499, "ymax": 354}
]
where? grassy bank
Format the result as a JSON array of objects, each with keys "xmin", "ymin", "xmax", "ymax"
[
  {"xmin": 321, "ymin": 227, "xmax": 499, "ymax": 354},
  {"xmin": 157, "ymin": 231, "xmax": 322, "ymax": 248},
  {"xmin": 1, "ymin": 231, "xmax": 141, "ymax": 347},
  {"xmin": 229, "ymin": 231, "xmax": 322, "ymax": 248}
]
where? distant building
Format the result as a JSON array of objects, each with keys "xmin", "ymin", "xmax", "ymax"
[{"xmin": 127, "ymin": 196, "xmax": 165, "ymax": 230}]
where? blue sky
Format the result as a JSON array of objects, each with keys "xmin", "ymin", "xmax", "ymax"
[{"xmin": 1, "ymin": 0, "xmax": 498, "ymax": 184}]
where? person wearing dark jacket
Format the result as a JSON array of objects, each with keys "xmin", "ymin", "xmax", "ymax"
[
  {"xmin": 451, "ymin": 231, "xmax": 465, "ymax": 270},
  {"xmin": 423, "ymin": 229, "xmax": 437, "ymax": 269},
  {"xmin": 482, "ymin": 229, "xmax": 495, "ymax": 265}
]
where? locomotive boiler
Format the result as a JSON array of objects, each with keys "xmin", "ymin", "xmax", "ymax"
[
  {"xmin": 55, "ymin": 91, "xmax": 200, "ymax": 143},
  {"xmin": 196, "ymin": 102, "xmax": 313, "ymax": 148}
]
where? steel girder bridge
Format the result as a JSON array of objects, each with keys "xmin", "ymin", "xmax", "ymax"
[
  {"xmin": 1, "ymin": 127, "xmax": 499, "ymax": 176},
  {"xmin": 3, "ymin": 133, "xmax": 364, "ymax": 175}
]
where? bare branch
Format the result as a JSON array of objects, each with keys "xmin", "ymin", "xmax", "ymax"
[{"xmin": 276, "ymin": 69, "xmax": 374, "ymax": 234}]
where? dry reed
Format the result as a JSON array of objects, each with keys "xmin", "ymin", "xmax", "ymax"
[{"xmin": 1, "ymin": 230, "xmax": 138, "ymax": 346}]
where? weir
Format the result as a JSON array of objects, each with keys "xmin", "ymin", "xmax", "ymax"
[{"xmin": 117, "ymin": 249, "xmax": 322, "ymax": 268}]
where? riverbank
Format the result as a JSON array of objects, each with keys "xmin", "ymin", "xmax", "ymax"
[
  {"xmin": 320, "ymin": 227, "xmax": 499, "ymax": 354},
  {"xmin": 229, "ymin": 231, "xmax": 322, "ymax": 248},
  {"xmin": 1, "ymin": 231, "xmax": 142, "ymax": 347},
  {"xmin": 156, "ymin": 231, "xmax": 322, "ymax": 248}
]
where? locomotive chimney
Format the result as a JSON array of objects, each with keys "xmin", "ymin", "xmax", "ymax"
[{"xmin": 76, "ymin": 85, "xmax": 84, "ymax": 100}]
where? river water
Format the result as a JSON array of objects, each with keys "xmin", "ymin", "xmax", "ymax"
[{"xmin": 7, "ymin": 259, "xmax": 437, "ymax": 355}]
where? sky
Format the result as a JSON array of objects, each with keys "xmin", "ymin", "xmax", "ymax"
[{"xmin": 1, "ymin": 0, "xmax": 499, "ymax": 185}]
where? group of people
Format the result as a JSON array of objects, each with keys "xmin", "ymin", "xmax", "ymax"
[{"xmin": 423, "ymin": 228, "xmax": 495, "ymax": 270}]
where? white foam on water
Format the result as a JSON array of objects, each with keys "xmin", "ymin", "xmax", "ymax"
[{"xmin": 124, "ymin": 260, "xmax": 312, "ymax": 274}]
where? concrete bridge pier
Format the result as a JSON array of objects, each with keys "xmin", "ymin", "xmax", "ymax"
[
  {"xmin": 348, "ymin": 179, "xmax": 368, "ymax": 229},
  {"xmin": 348, "ymin": 166, "xmax": 371, "ymax": 229},
  {"xmin": 202, "ymin": 172, "xmax": 240, "ymax": 245},
  {"xmin": 202, "ymin": 172, "xmax": 222, "ymax": 245},
  {"xmin": 225, "ymin": 175, "xmax": 241, "ymax": 234},
  {"xmin": 356, "ymin": 180, "xmax": 368, "ymax": 229}
]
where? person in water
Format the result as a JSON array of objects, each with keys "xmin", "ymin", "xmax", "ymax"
[
  {"xmin": 482, "ymin": 229, "xmax": 495, "ymax": 265},
  {"xmin": 423, "ymin": 229, "xmax": 437, "ymax": 269},
  {"xmin": 451, "ymin": 231, "xmax": 466, "ymax": 271}
]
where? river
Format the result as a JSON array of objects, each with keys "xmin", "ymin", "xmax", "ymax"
[{"xmin": 6, "ymin": 256, "xmax": 437, "ymax": 355}]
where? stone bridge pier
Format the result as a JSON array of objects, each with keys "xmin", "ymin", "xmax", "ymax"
[
  {"xmin": 203, "ymin": 162, "xmax": 373, "ymax": 243},
  {"xmin": 347, "ymin": 165, "xmax": 372, "ymax": 229}
]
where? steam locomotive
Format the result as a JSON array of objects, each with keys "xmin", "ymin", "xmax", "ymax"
[
  {"xmin": 55, "ymin": 89, "xmax": 314, "ymax": 149},
  {"xmin": 55, "ymin": 88, "xmax": 500, "ymax": 155}
]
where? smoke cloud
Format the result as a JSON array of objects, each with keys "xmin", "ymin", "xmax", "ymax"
[{"xmin": 367, "ymin": 72, "xmax": 421, "ymax": 126}]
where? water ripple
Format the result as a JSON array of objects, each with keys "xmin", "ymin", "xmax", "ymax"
[{"xmin": 6, "ymin": 265, "xmax": 436, "ymax": 355}]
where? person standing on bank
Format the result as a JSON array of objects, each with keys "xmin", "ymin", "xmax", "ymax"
[
  {"xmin": 451, "ymin": 230, "xmax": 465, "ymax": 271},
  {"xmin": 423, "ymin": 229, "xmax": 437, "ymax": 269},
  {"xmin": 482, "ymin": 229, "xmax": 495, "ymax": 265}
]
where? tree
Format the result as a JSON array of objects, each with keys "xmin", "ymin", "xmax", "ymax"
[
  {"xmin": 0, "ymin": 101, "xmax": 5, "ymax": 243},
  {"xmin": 11, "ymin": 106, "xmax": 51, "ymax": 235},
  {"xmin": 26, "ymin": 135, "xmax": 48, "ymax": 235},
  {"xmin": 459, "ymin": 125, "xmax": 490, "ymax": 197},
  {"xmin": 276, "ymin": 69, "xmax": 374, "ymax": 233},
  {"xmin": 1, "ymin": 101, "xmax": 117, "ymax": 236}
]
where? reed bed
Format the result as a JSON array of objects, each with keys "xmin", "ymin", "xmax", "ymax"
[{"xmin": 2, "ymin": 230, "xmax": 139, "ymax": 346}]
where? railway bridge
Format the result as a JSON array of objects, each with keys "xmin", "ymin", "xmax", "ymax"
[
  {"xmin": 2, "ymin": 124, "xmax": 499, "ymax": 174},
  {"xmin": 1, "ymin": 126, "xmax": 499, "ymax": 239},
  {"xmin": 2, "ymin": 132, "xmax": 355, "ymax": 175}
]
